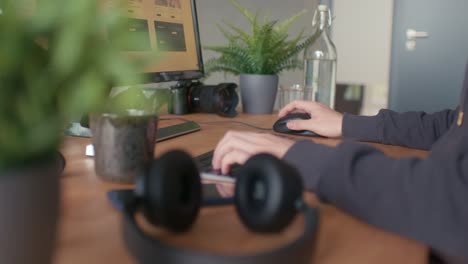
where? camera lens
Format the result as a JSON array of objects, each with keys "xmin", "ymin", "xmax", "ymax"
[{"xmin": 188, "ymin": 83, "xmax": 238, "ymax": 117}]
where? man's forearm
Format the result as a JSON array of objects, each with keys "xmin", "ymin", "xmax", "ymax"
[
  {"xmin": 283, "ymin": 140, "xmax": 468, "ymax": 260},
  {"xmin": 342, "ymin": 109, "xmax": 458, "ymax": 150}
]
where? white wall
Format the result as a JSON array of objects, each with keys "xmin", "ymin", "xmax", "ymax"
[
  {"xmin": 196, "ymin": 0, "xmax": 319, "ymax": 88},
  {"xmin": 332, "ymin": 0, "xmax": 394, "ymax": 114},
  {"xmin": 196, "ymin": 0, "xmax": 394, "ymax": 114},
  {"xmin": 146, "ymin": 0, "xmax": 394, "ymax": 114}
]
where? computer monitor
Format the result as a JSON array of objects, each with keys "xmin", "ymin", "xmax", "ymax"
[{"xmin": 120, "ymin": 0, "xmax": 204, "ymax": 83}]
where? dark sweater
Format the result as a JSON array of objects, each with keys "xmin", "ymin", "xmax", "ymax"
[{"xmin": 283, "ymin": 64, "xmax": 468, "ymax": 263}]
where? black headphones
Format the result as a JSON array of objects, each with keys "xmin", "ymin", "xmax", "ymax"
[{"xmin": 112, "ymin": 150, "xmax": 319, "ymax": 264}]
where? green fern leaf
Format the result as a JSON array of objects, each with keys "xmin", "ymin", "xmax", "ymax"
[
  {"xmin": 275, "ymin": 9, "xmax": 307, "ymax": 33},
  {"xmin": 203, "ymin": 1, "xmax": 319, "ymax": 76},
  {"xmin": 229, "ymin": 0, "xmax": 256, "ymax": 23}
]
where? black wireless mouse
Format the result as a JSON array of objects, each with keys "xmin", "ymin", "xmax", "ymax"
[{"xmin": 272, "ymin": 113, "xmax": 318, "ymax": 136}]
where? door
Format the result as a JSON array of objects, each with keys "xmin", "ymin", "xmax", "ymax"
[{"xmin": 389, "ymin": 0, "xmax": 468, "ymax": 113}]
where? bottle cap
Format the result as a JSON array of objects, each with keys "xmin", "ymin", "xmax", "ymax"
[
  {"xmin": 313, "ymin": 5, "xmax": 332, "ymax": 27},
  {"xmin": 318, "ymin": 5, "xmax": 329, "ymax": 11}
]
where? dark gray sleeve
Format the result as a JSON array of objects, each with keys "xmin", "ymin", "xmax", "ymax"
[
  {"xmin": 342, "ymin": 109, "xmax": 458, "ymax": 150},
  {"xmin": 283, "ymin": 140, "xmax": 468, "ymax": 260}
]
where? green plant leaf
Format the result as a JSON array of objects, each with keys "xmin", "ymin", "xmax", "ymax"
[
  {"xmin": 0, "ymin": 0, "xmax": 156, "ymax": 169},
  {"xmin": 228, "ymin": 0, "xmax": 256, "ymax": 23},
  {"xmin": 204, "ymin": 1, "xmax": 318, "ymax": 76},
  {"xmin": 275, "ymin": 9, "xmax": 307, "ymax": 33}
]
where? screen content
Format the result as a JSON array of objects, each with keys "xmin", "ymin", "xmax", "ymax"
[{"xmin": 107, "ymin": 0, "xmax": 202, "ymax": 75}]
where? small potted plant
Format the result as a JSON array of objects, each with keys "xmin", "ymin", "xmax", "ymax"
[
  {"xmin": 0, "ymin": 1, "xmax": 146, "ymax": 263},
  {"xmin": 204, "ymin": 0, "xmax": 321, "ymax": 114}
]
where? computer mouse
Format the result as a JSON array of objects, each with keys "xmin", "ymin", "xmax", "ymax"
[{"xmin": 273, "ymin": 113, "xmax": 318, "ymax": 137}]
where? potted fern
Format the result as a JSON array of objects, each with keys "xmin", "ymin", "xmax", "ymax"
[
  {"xmin": 204, "ymin": 0, "xmax": 320, "ymax": 114},
  {"xmin": 0, "ymin": 1, "xmax": 146, "ymax": 263}
]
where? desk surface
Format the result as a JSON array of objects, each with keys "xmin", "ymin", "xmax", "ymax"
[{"xmin": 56, "ymin": 113, "xmax": 429, "ymax": 264}]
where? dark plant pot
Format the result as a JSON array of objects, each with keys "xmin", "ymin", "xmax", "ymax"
[
  {"xmin": 240, "ymin": 74, "xmax": 279, "ymax": 114},
  {"xmin": 90, "ymin": 113, "xmax": 158, "ymax": 183},
  {"xmin": 0, "ymin": 158, "xmax": 60, "ymax": 264}
]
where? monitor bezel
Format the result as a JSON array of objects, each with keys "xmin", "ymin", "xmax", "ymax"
[{"xmin": 145, "ymin": 0, "xmax": 204, "ymax": 83}]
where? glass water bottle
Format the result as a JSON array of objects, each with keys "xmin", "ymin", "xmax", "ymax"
[{"xmin": 303, "ymin": 5, "xmax": 337, "ymax": 109}]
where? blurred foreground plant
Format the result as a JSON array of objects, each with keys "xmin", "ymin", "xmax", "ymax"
[{"xmin": 0, "ymin": 0, "xmax": 153, "ymax": 169}]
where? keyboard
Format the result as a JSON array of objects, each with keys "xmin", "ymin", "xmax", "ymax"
[
  {"xmin": 73, "ymin": 120, "xmax": 200, "ymax": 147},
  {"xmin": 195, "ymin": 150, "xmax": 215, "ymax": 172},
  {"xmin": 156, "ymin": 121, "xmax": 200, "ymax": 142},
  {"xmin": 194, "ymin": 150, "xmax": 242, "ymax": 178}
]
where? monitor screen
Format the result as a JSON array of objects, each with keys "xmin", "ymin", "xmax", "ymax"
[{"xmin": 119, "ymin": 0, "xmax": 204, "ymax": 83}]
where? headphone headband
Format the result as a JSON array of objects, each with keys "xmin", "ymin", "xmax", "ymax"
[
  {"xmin": 111, "ymin": 150, "xmax": 320, "ymax": 264},
  {"xmin": 122, "ymin": 202, "xmax": 318, "ymax": 264}
]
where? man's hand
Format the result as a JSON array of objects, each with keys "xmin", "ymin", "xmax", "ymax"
[
  {"xmin": 278, "ymin": 100, "xmax": 343, "ymax": 138},
  {"xmin": 212, "ymin": 131, "xmax": 295, "ymax": 175}
]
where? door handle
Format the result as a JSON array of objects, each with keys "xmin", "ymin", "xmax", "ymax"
[
  {"xmin": 406, "ymin": 29, "xmax": 429, "ymax": 51},
  {"xmin": 406, "ymin": 29, "xmax": 429, "ymax": 40}
]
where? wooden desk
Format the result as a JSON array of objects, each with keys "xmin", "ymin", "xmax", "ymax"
[{"xmin": 55, "ymin": 113, "xmax": 429, "ymax": 264}]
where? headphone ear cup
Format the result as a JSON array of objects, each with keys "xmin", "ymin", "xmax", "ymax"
[
  {"xmin": 235, "ymin": 154, "xmax": 303, "ymax": 233},
  {"xmin": 136, "ymin": 150, "xmax": 201, "ymax": 232}
]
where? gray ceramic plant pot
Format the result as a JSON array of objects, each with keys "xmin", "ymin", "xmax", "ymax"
[
  {"xmin": 240, "ymin": 74, "xmax": 279, "ymax": 114},
  {"xmin": 0, "ymin": 158, "xmax": 60, "ymax": 264}
]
